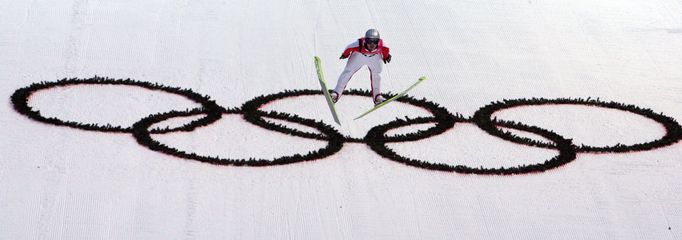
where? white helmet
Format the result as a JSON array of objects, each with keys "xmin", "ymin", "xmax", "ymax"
[{"xmin": 365, "ymin": 29, "xmax": 380, "ymax": 39}]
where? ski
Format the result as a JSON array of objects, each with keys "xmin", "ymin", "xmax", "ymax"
[
  {"xmin": 354, "ymin": 76, "xmax": 427, "ymax": 120},
  {"xmin": 314, "ymin": 56, "xmax": 341, "ymax": 125}
]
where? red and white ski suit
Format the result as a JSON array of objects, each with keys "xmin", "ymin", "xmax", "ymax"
[{"xmin": 333, "ymin": 38, "xmax": 391, "ymax": 100}]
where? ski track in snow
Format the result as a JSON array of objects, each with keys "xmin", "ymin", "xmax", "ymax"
[{"xmin": 184, "ymin": 177, "xmax": 198, "ymax": 239}]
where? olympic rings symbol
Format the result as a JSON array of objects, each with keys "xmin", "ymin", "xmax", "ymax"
[{"xmin": 11, "ymin": 77, "xmax": 682, "ymax": 175}]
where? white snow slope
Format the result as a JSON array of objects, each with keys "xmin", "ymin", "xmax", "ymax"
[{"xmin": 2, "ymin": 0, "xmax": 682, "ymax": 239}]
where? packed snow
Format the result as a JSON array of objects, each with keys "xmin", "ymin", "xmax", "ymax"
[{"xmin": 2, "ymin": 0, "xmax": 682, "ymax": 239}]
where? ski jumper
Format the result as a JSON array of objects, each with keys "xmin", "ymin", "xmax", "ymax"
[{"xmin": 333, "ymin": 38, "xmax": 391, "ymax": 100}]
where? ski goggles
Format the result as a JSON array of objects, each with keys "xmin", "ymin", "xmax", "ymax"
[{"xmin": 365, "ymin": 39, "xmax": 379, "ymax": 44}]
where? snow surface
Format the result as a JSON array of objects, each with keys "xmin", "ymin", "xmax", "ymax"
[{"xmin": 2, "ymin": 0, "xmax": 682, "ymax": 239}]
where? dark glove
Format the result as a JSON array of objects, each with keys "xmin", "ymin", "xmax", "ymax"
[
  {"xmin": 383, "ymin": 54, "xmax": 392, "ymax": 64},
  {"xmin": 340, "ymin": 54, "xmax": 348, "ymax": 59}
]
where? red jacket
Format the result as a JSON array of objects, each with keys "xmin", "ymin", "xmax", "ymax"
[{"xmin": 341, "ymin": 38, "xmax": 391, "ymax": 61}]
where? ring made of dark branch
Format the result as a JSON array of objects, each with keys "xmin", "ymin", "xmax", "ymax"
[
  {"xmin": 131, "ymin": 107, "xmax": 344, "ymax": 166},
  {"xmin": 473, "ymin": 98, "xmax": 682, "ymax": 153},
  {"xmin": 240, "ymin": 88, "xmax": 453, "ymax": 143},
  {"xmin": 10, "ymin": 77, "xmax": 223, "ymax": 134},
  {"xmin": 366, "ymin": 116, "xmax": 577, "ymax": 175}
]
